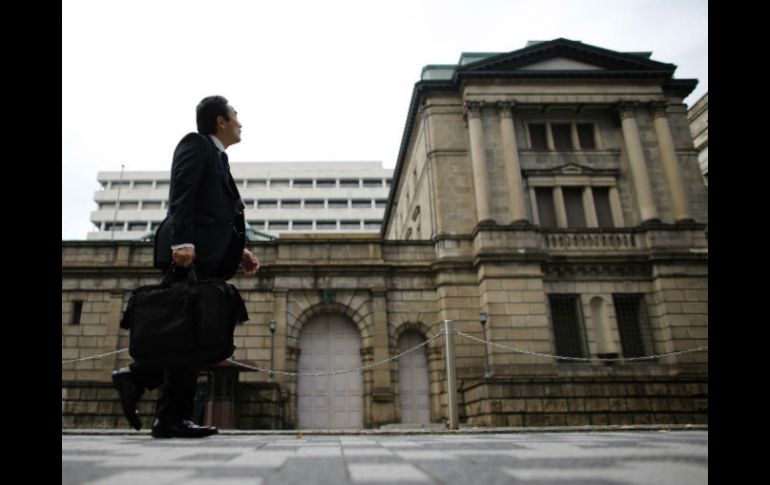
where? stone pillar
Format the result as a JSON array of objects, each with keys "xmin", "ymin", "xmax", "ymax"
[
  {"xmin": 609, "ymin": 187, "xmax": 625, "ymax": 227},
  {"xmin": 272, "ymin": 289, "xmax": 288, "ymax": 385},
  {"xmin": 553, "ymin": 186, "xmax": 568, "ymax": 228},
  {"xmin": 371, "ymin": 289, "xmax": 395, "ymax": 424},
  {"xmin": 465, "ymin": 102, "xmax": 493, "ymax": 224},
  {"xmin": 497, "ymin": 102, "xmax": 528, "ymax": 223},
  {"xmin": 650, "ymin": 101, "xmax": 693, "ymax": 222},
  {"xmin": 619, "ymin": 102, "xmax": 659, "ymax": 223},
  {"xmin": 582, "ymin": 187, "xmax": 598, "ymax": 228}
]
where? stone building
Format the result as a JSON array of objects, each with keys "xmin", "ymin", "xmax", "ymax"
[
  {"xmin": 687, "ymin": 92, "xmax": 708, "ymax": 187},
  {"xmin": 62, "ymin": 38, "xmax": 708, "ymax": 429}
]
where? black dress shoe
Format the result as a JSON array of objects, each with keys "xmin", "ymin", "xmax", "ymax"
[
  {"xmin": 151, "ymin": 419, "xmax": 219, "ymax": 439},
  {"xmin": 111, "ymin": 368, "xmax": 143, "ymax": 431}
]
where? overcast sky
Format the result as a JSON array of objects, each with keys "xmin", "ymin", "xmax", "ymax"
[{"xmin": 62, "ymin": 0, "xmax": 708, "ymax": 240}]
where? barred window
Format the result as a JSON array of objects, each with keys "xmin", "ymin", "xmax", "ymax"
[
  {"xmin": 71, "ymin": 300, "xmax": 83, "ymax": 325},
  {"xmin": 548, "ymin": 294, "xmax": 588, "ymax": 361},
  {"xmin": 562, "ymin": 188, "xmax": 587, "ymax": 228},
  {"xmin": 613, "ymin": 294, "xmax": 654, "ymax": 359},
  {"xmin": 593, "ymin": 188, "xmax": 614, "ymax": 228},
  {"xmin": 529, "ymin": 123, "xmax": 548, "ymax": 149},
  {"xmin": 535, "ymin": 188, "xmax": 557, "ymax": 228},
  {"xmin": 551, "ymin": 124, "xmax": 573, "ymax": 150}
]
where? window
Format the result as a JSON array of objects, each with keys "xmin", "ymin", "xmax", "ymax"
[
  {"xmin": 248, "ymin": 179, "xmax": 267, "ymax": 187},
  {"xmin": 577, "ymin": 124, "xmax": 596, "ymax": 149},
  {"xmin": 258, "ymin": 200, "xmax": 278, "ymax": 209},
  {"xmin": 528, "ymin": 122, "xmax": 598, "ymax": 150},
  {"xmin": 268, "ymin": 221, "xmax": 288, "ymax": 230},
  {"xmin": 150, "ymin": 222, "xmax": 160, "ymax": 231},
  {"xmin": 562, "ymin": 188, "xmax": 586, "ymax": 228},
  {"xmin": 317, "ymin": 221, "xmax": 336, "ymax": 230},
  {"xmin": 363, "ymin": 179, "xmax": 382, "ymax": 187},
  {"xmin": 329, "ymin": 199, "xmax": 348, "ymax": 209},
  {"xmin": 593, "ymin": 188, "xmax": 614, "ymax": 228},
  {"xmin": 248, "ymin": 220, "xmax": 265, "ymax": 230},
  {"xmin": 294, "ymin": 179, "xmax": 313, "ymax": 188},
  {"xmin": 386, "ymin": 179, "xmax": 393, "ymax": 187},
  {"xmin": 352, "ymin": 199, "xmax": 372, "ymax": 209},
  {"xmin": 281, "ymin": 200, "xmax": 301, "ymax": 209},
  {"xmin": 535, "ymin": 188, "xmax": 557, "ymax": 229},
  {"xmin": 242, "ymin": 199, "xmax": 255, "ymax": 209},
  {"xmin": 100, "ymin": 203, "xmax": 115, "ymax": 211},
  {"xmin": 613, "ymin": 294, "xmax": 653, "ymax": 359},
  {"xmin": 375, "ymin": 199, "xmax": 387, "ymax": 208},
  {"xmin": 529, "ymin": 123, "xmax": 548, "ymax": 149},
  {"xmin": 71, "ymin": 300, "xmax": 83, "ymax": 325},
  {"xmin": 133, "ymin": 181, "xmax": 153, "ymax": 189},
  {"xmin": 292, "ymin": 221, "xmax": 313, "ymax": 230},
  {"xmin": 142, "ymin": 202, "xmax": 162, "ymax": 210},
  {"xmin": 119, "ymin": 202, "xmax": 139, "ymax": 210},
  {"xmin": 548, "ymin": 295, "xmax": 588, "ymax": 361},
  {"xmin": 340, "ymin": 179, "xmax": 360, "ymax": 188},
  {"xmin": 128, "ymin": 222, "xmax": 147, "ymax": 231},
  {"xmin": 340, "ymin": 220, "xmax": 361, "ymax": 230},
  {"xmin": 317, "ymin": 179, "xmax": 336, "ymax": 188},
  {"xmin": 156, "ymin": 182, "xmax": 170, "ymax": 190},
  {"xmin": 271, "ymin": 179, "xmax": 290, "ymax": 188},
  {"xmin": 305, "ymin": 200, "xmax": 325, "ymax": 209},
  {"xmin": 105, "ymin": 222, "xmax": 124, "ymax": 231},
  {"xmin": 551, "ymin": 124, "xmax": 573, "ymax": 150},
  {"xmin": 364, "ymin": 220, "xmax": 382, "ymax": 230}
]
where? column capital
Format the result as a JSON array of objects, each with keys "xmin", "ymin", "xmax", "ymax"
[
  {"xmin": 649, "ymin": 101, "xmax": 669, "ymax": 119},
  {"xmin": 497, "ymin": 101, "xmax": 515, "ymax": 118},
  {"xmin": 464, "ymin": 101, "xmax": 485, "ymax": 119},
  {"xmin": 618, "ymin": 101, "xmax": 638, "ymax": 120}
]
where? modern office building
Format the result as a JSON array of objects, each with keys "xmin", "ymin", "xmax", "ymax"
[{"xmin": 88, "ymin": 161, "xmax": 393, "ymax": 240}]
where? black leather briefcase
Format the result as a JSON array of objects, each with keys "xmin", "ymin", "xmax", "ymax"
[{"xmin": 120, "ymin": 265, "xmax": 248, "ymax": 368}]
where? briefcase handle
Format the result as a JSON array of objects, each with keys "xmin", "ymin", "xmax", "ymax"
[{"xmin": 161, "ymin": 262, "xmax": 201, "ymax": 287}]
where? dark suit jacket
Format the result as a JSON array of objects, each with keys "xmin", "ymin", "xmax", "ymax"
[{"xmin": 154, "ymin": 133, "xmax": 245, "ymax": 280}]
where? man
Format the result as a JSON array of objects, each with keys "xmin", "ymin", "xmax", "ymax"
[{"xmin": 112, "ymin": 96, "xmax": 260, "ymax": 438}]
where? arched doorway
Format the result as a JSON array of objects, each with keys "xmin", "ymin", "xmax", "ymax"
[
  {"xmin": 297, "ymin": 314, "xmax": 363, "ymax": 429},
  {"xmin": 398, "ymin": 331, "xmax": 431, "ymax": 424}
]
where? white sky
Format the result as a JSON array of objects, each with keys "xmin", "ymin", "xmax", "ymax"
[{"xmin": 62, "ymin": 0, "xmax": 707, "ymax": 240}]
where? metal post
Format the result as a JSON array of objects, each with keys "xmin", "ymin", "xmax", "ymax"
[
  {"xmin": 444, "ymin": 319, "xmax": 459, "ymax": 430},
  {"xmin": 269, "ymin": 320, "xmax": 276, "ymax": 382},
  {"xmin": 480, "ymin": 312, "xmax": 491, "ymax": 378},
  {"xmin": 110, "ymin": 164, "xmax": 125, "ymax": 241}
]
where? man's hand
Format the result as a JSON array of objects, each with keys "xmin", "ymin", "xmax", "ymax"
[
  {"xmin": 172, "ymin": 247, "xmax": 196, "ymax": 268},
  {"xmin": 240, "ymin": 249, "xmax": 260, "ymax": 276}
]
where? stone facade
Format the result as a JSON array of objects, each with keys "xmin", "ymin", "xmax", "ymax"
[{"xmin": 62, "ymin": 39, "xmax": 707, "ymax": 429}]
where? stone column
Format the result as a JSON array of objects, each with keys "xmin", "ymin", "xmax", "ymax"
[
  {"xmin": 465, "ymin": 102, "xmax": 493, "ymax": 224},
  {"xmin": 272, "ymin": 289, "xmax": 288, "ymax": 385},
  {"xmin": 582, "ymin": 187, "xmax": 598, "ymax": 228},
  {"xmin": 619, "ymin": 102, "xmax": 659, "ymax": 223},
  {"xmin": 371, "ymin": 289, "xmax": 395, "ymax": 424},
  {"xmin": 553, "ymin": 186, "xmax": 568, "ymax": 228},
  {"xmin": 650, "ymin": 101, "xmax": 693, "ymax": 222},
  {"xmin": 609, "ymin": 187, "xmax": 625, "ymax": 227},
  {"xmin": 497, "ymin": 102, "xmax": 529, "ymax": 223}
]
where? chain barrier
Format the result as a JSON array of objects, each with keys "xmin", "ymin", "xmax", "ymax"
[
  {"xmin": 61, "ymin": 331, "xmax": 445, "ymax": 376},
  {"xmin": 227, "ymin": 330, "xmax": 444, "ymax": 376},
  {"xmin": 61, "ymin": 326, "xmax": 707, "ymax": 368},
  {"xmin": 455, "ymin": 330, "xmax": 708, "ymax": 362},
  {"xmin": 62, "ymin": 348, "xmax": 129, "ymax": 364}
]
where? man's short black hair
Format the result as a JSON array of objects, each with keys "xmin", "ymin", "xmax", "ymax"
[{"xmin": 196, "ymin": 95, "xmax": 230, "ymax": 135}]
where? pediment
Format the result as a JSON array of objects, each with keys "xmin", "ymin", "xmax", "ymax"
[{"xmin": 459, "ymin": 38, "xmax": 675, "ymax": 75}]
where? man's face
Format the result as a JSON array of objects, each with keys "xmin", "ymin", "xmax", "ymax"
[{"xmin": 217, "ymin": 105, "xmax": 242, "ymax": 147}]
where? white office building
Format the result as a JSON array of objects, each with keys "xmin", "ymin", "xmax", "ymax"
[{"xmin": 89, "ymin": 161, "xmax": 393, "ymax": 240}]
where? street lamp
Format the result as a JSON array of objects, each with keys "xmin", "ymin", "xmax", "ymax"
[
  {"xmin": 269, "ymin": 320, "xmax": 276, "ymax": 382},
  {"xmin": 479, "ymin": 312, "xmax": 491, "ymax": 378}
]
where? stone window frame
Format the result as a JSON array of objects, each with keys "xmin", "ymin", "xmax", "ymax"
[
  {"xmin": 527, "ymin": 174, "xmax": 623, "ymax": 229},
  {"xmin": 525, "ymin": 121, "xmax": 602, "ymax": 151}
]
